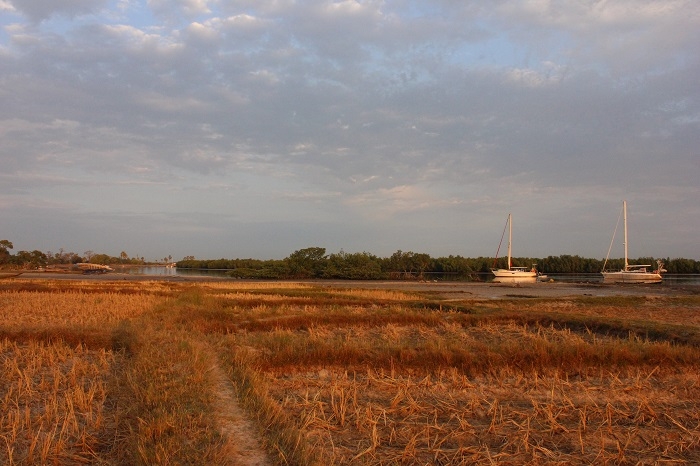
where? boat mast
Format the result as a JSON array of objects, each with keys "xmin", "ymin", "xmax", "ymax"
[
  {"xmin": 623, "ymin": 200, "xmax": 628, "ymax": 271},
  {"xmin": 507, "ymin": 213, "xmax": 512, "ymax": 269}
]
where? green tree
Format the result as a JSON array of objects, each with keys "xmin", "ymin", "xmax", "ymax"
[
  {"xmin": 285, "ymin": 247, "xmax": 327, "ymax": 278},
  {"xmin": 433, "ymin": 255, "xmax": 474, "ymax": 280},
  {"xmin": 666, "ymin": 258, "xmax": 698, "ymax": 274},
  {"xmin": 384, "ymin": 250, "xmax": 432, "ymax": 279},
  {"xmin": 89, "ymin": 254, "xmax": 111, "ymax": 264},
  {"xmin": 323, "ymin": 250, "xmax": 383, "ymax": 279},
  {"xmin": 0, "ymin": 239, "xmax": 13, "ymax": 265},
  {"xmin": 12, "ymin": 250, "xmax": 47, "ymax": 268}
]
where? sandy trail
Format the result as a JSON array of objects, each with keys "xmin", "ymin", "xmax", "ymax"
[{"xmin": 208, "ymin": 359, "xmax": 273, "ymax": 466}]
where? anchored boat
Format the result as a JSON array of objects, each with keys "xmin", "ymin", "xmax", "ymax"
[
  {"xmin": 491, "ymin": 213, "xmax": 539, "ymax": 284},
  {"xmin": 601, "ymin": 201, "xmax": 664, "ymax": 284}
]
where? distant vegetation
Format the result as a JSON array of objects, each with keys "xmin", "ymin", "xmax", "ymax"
[
  {"xmin": 0, "ymin": 240, "xmax": 167, "ymax": 269},
  {"xmin": 178, "ymin": 247, "xmax": 700, "ymax": 279},
  {"xmin": 2, "ymin": 240, "xmax": 698, "ymax": 279}
]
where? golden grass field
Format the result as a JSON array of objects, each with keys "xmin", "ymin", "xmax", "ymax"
[{"xmin": 1, "ymin": 278, "xmax": 699, "ymax": 465}]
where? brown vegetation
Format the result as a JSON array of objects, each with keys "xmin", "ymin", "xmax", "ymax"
[{"xmin": 1, "ymin": 278, "xmax": 699, "ymax": 464}]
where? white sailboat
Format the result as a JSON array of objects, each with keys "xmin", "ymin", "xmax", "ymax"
[
  {"xmin": 601, "ymin": 200, "xmax": 664, "ymax": 284},
  {"xmin": 491, "ymin": 213, "xmax": 538, "ymax": 283}
]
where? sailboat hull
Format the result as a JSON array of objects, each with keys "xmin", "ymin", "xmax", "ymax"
[
  {"xmin": 491, "ymin": 268, "xmax": 538, "ymax": 284},
  {"xmin": 601, "ymin": 271, "xmax": 662, "ymax": 284}
]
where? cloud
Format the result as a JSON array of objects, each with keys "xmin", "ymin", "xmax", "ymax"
[
  {"xmin": 8, "ymin": 0, "xmax": 108, "ymax": 21},
  {"xmin": 0, "ymin": 1, "xmax": 698, "ymax": 259},
  {"xmin": 495, "ymin": 0, "xmax": 700, "ymax": 75},
  {"xmin": 146, "ymin": 0, "xmax": 212, "ymax": 23}
]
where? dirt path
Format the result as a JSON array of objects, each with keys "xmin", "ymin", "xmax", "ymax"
[{"xmin": 208, "ymin": 360, "xmax": 273, "ymax": 466}]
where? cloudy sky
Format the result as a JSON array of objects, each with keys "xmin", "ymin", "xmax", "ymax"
[{"xmin": 1, "ymin": 0, "xmax": 698, "ymax": 261}]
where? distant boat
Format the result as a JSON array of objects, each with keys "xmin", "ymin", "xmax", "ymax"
[
  {"xmin": 601, "ymin": 200, "xmax": 664, "ymax": 284},
  {"xmin": 491, "ymin": 213, "xmax": 538, "ymax": 283}
]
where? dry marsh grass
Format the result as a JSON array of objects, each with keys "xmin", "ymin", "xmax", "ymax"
[
  {"xmin": 0, "ymin": 280, "xmax": 225, "ymax": 465},
  {"xmin": 234, "ymin": 320, "xmax": 698, "ymax": 373},
  {"xmin": 267, "ymin": 366, "xmax": 700, "ymax": 464},
  {"xmin": 0, "ymin": 279, "xmax": 178, "ymax": 296},
  {"xmin": 109, "ymin": 316, "xmax": 228, "ymax": 464},
  {"xmin": 212, "ymin": 286, "xmax": 700, "ymax": 465},
  {"xmin": 0, "ymin": 290, "xmax": 159, "ymax": 327},
  {"xmin": 1, "ymin": 279, "xmax": 699, "ymax": 465},
  {"xmin": 1, "ymin": 338, "xmax": 115, "ymax": 465},
  {"xmin": 201, "ymin": 281, "xmax": 314, "ymax": 290}
]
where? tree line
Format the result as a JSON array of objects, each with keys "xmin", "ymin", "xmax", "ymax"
[
  {"xmin": 176, "ymin": 247, "xmax": 700, "ymax": 280},
  {"xmin": 2, "ymin": 240, "xmax": 698, "ymax": 279},
  {"xmin": 0, "ymin": 240, "xmax": 148, "ymax": 269}
]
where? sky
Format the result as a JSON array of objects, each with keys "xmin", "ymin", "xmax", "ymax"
[{"xmin": 1, "ymin": 0, "xmax": 699, "ymax": 262}]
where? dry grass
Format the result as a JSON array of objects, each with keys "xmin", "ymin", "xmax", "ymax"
[
  {"xmin": 0, "ymin": 290, "xmax": 158, "ymax": 327},
  {"xmin": 0, "ymin": 279, "xmax": 178, "ymax": 296},
  {"xmin": 212, "ymin": 286, "xmax": 700, "ymax": 465},
  {"xmin": 0, "ymin": 281, "xmax": 225, "ymax": 464},
  {"xmin": 201, "ymin": 282, "xmax": 314, "ymax": 290},
  {"xmin": 267, "ymin": 366, "xmax": 700, "ymax": 464},
  {"xmin": 320, "ymin": 288, "xmax": 422, "ymax": 301},
  {"xmin": 0, "ymin": 338, "xmax": 115, "ymax": 465},
  {"xmin": 109, "ymin": 314, "xmax": 228, "ymax": 464},
  {"xmin": 1, "ymin": 279, "xmax": 699, "ymax": 465}
]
